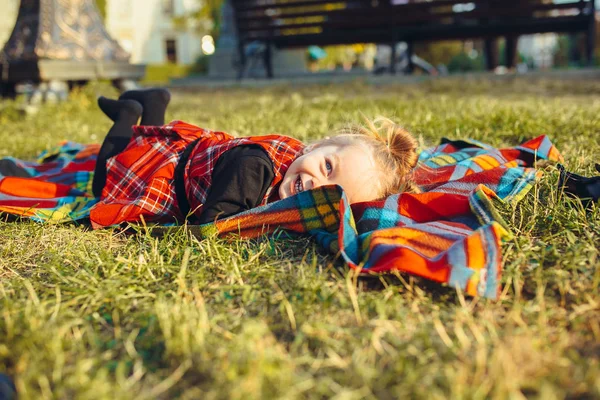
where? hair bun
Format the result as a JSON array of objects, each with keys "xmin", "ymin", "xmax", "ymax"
[{"xmin": 368, "ymin": 117, "xmax": 419, "ymax": 170}]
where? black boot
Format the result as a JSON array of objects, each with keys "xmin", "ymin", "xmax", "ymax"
[
  {"xmin": 97, "ymin": 96, "xmax": 143, "ymax": 123},
  {"xmin": 558, "ymin": 163, "xmax": 600, "ymax": 209},
  {"xmin": 119, "ymin": 88, "xmax": 171, "ymax": 126}
]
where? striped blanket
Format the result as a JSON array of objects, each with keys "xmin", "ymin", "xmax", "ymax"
[
  {"xmin": 0, "ymin": 136, "xmax": 562, "ymax": 299},
  {"xmin": 0, "ymin": 142, "xmax": 99, "ymax": 222}
]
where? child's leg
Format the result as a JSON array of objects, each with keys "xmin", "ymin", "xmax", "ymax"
[
  {"xmin": 119, "ymin": 88, "xmax": 171, "ymax": 126},
  {"xmin": 92, "ymin": 97, "xmax": 143, "ymax": 197}
]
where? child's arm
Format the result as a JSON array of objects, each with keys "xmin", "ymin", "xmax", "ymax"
[{"xmin": 197, "ymin": 146, "xmax": 275, "ymax": 224}]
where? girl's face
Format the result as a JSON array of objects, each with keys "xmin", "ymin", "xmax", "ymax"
[{"xmin": 279, "ymin": 143, "xmax": 380, "ymax": 203}]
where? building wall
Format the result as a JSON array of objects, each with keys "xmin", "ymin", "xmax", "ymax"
[
  {"xmin": 0, "ymin": 0, "xmax": 18, "ymax": 47},
  {"xmin": 105, "ymin": 0, "xmax": 204, "ymax": 65}
]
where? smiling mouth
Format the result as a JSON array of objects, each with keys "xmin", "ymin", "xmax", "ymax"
[{"xmin": 294, "ymin": 176, "xmax": 304, "ymax": 194}]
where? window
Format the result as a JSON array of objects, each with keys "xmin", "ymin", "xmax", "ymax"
[
  {"xmin": 163, "ymin": 0, "xmax": 175, "ymax": 16},
  {"xmin": 165, "ymin": 39, "xmax": 177, "ymax": 63}
]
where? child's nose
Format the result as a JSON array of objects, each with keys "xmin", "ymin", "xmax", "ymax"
[{"xmin": 308, "ymin": 176, "xmax": 325, "ymax": 190}]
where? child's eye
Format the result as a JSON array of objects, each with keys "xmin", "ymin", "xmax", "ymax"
[{"xmin": 325, "ymin": 161, "xmax": 333, "ymax": 175}]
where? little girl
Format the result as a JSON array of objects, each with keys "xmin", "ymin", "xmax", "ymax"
[{"xmin": 89, "ymin": 89, "xmax": 420, "ymax": 228}]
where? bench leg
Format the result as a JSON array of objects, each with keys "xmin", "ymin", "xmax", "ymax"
[
  {"xmin": 390, "ymin": 43, "xmax": 397, "ymax": 75},
  {"xmin": 587, "ymin": 15, "xmax": 596, "ymax": 66},
  {"xmin": 505, "ymin": 35, "xmax": 519, "ymax": 70},
  {"xmin": 484, "ymin": 38, "xmax": 499, "ymax": 71},
  {"xmin": 237, "ymin": 41, "xmax": 246, "ymax": 81},
  {"xmin": 406, "ymin": 41, "xmax": 414, "ymax": 74},
  {"xmin": 568, "ymin": 34, "xmax": 581, "ymax": 65},
  {"xmin": 0, "ymin": 82, "xmax": 16, "ymax": 99},
  {"xmin": 264, "ymin": 41, "xmax": 273, "ymax": 79}
]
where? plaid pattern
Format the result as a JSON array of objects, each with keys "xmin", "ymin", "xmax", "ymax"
[
  {"xmin": 0, "ymin": 135, "xmax": 562, "ymax": 299},
  {"xmin": 90, "ymin": 121, "xmax": 304, "ymax": 228}
]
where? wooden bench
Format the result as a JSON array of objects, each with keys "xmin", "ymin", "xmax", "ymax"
[{"xmin": 230, "ymin": 0, "xmax": 596, "ymax": 79}]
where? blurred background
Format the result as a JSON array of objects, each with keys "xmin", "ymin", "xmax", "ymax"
[{"xmin": 0, "ymin": 0, "xmax": 599, "ymax": 84}]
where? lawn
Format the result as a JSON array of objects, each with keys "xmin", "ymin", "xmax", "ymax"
[{"xmin": 0, "ymin": 78, "xmax": 599, "ymax": 399}]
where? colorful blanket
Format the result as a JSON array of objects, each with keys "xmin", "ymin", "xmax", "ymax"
[
  {"xmin": 0, "ymin": 142, "xmax": 99, "ymax": 221},
  {"xmin": 0, "ymin": 136, "xmax": 562, "ymax": 299}
]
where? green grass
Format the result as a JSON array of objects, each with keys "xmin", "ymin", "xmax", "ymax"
[
  {"xmin": 141, "ymin": 64, "xmax": 205, "ymax": 85},
  {"xmin": 1, "ymin": 78, "xmax": 599, "ymax": 399}
]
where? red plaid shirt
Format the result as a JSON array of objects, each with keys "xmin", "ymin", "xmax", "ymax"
[{"xmin": 90, "ymin": 121, "xmax": 304, "ymax": 228}]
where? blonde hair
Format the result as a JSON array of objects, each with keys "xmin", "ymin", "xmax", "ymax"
[{"xmin": 311, "ymin": 117, "xmax": 420, "ymax": 198}]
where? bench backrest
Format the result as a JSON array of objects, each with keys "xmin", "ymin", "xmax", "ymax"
[{"xmin": 231, "ymin": 0, "xmax": 594, "ymax": 45}]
